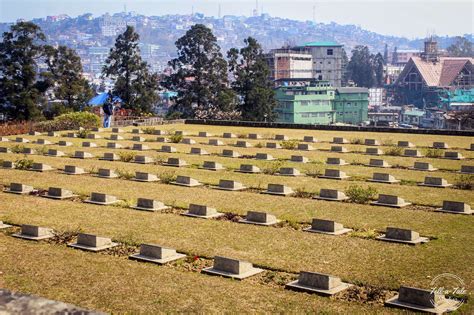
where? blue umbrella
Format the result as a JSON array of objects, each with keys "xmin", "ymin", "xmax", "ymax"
[{"xmin": 88, "ymin": 92, "xmax": 110, "ymax": 106}]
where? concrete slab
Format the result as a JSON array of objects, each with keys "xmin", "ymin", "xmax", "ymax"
[
  {"xmin": 129, "ymin": 244, "xmax": 186, "ymax": 264},
  {"xmin": 170, "ymin": 176, "xmax": 201, "ymax": 187},
  {"xmin": 182, "ymin": 204, "xmax": 224, "ymax": 219},
  {"xmin": 304, "ymin": 219, "xmax": 352, "ymax": 235},
  {"xmin": 131, "ymin": 198, "xmax": 169, "ymax": 211},
  {"xmin": 238, "ymin": 211, "xmax": 279, "ymax": 226},
  {"xmin": 132, "ymin": 172, "xmax": 160, "ymax": 182},
  {"xmin": 12, "ymin": 225, "xmax": 53, "ymax": 241},
  {"xmin": 0, "ymin": 221, "xmax": 12, "ymax": 229},
  {"xmin": 262, "ymin": 184, "xmax": 294, "ymax": 196},
  {"xmin": 202, "ymin": 256, "xmax": 264, "ymax": 280},
  {"xmin": 435, "ymin": 201, "xmax": 473, "ymax": 215},
  {"xmin": 4, "ymin": 183, "xmax": 34, "ymax": 195},
  {"xmin": 286, "ymin": 271, "xmax": 353, "ymax": 296},
  {"xmin": 68, "ymin": 233, "xmax": 118, "ymax": 252},
  {"xmin": 84, "ymin": 192, "xmax": 120, "ymax": 205},
  {"xmin": 63, "ymin": 165, "xmax": 87, "ymax": 175},
  {"xmin": 313, "ymin": 189, "xmax": 349, "ymax": 201},
  {"xmin": 42, "ymin": 187, "xmax": 78, "ymax": 200}
]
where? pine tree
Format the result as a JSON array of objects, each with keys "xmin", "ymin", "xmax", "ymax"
[
  {"xmin": 43, "ymin": 45, "xmax": 94, "ymax": 112},
  {"xmin": 164, "ymin": 24, "xmax": 237, "ymax": 119},
  {"xmin": 103, "ymin": 26, "xmax": 159, "ymax": 114},
  {"xmin": 347, "ymin": 46, "xmax": 375, "ymax": 88},
  {"xmin": 373, "ymin": 53, "xmax": 385, "ymax": 87},
  {"xmin": 0, "ymin": 22, "xmax": 47, "ymax": 120},
  {"xmin": 228, "ymin": 37, "xmax": 277, "ymax": 121}
]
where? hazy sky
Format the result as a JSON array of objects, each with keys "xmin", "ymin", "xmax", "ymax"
[{"xmin": 0, "ymin": 0, "xmax": 472, "ymax": 38}]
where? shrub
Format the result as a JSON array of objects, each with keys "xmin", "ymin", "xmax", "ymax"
[
  {"xmin": 76, "ymin": 129, "xmax": 91, "ymax": 139},
  {"xmin": 345, "ymin": 184, "xmax": 378, "ymax": 204},
  {"xmin": 294, "ymin": 187, "xmax": 313, "ymax": 198},
  {"xmin": 262, "ymin": 160, "xmax": 284, "ymax": 175},
  {"xmin": 118, "ymin": 151, "xmax": 136, "ymax": 162},
  {"xmin": 157, "ymin": 170, "xmax": 177, "ymax": 184},
  {"xmin": 36, "ymin": 146, "xmax": 49, "ymax": 155},
  {"xmin": 142, "ymin": 127, "xmax": 156, "ymax": 135},
  {"xmin": 169, "ymin": 134, "xmax": 183, "ymax": 143},
  {"xmin": 15, "ymin": 157, "xmax": 34, "ymax": 170},
  {"xmin": 254, "ymin": 142, "xmax": 264, "ymax": 148},
  {"xmin": 454, "ymin": 174, "xmax": 474, "ymax": 190},
  {"xmin": 382, "ymin": 139, "xmax": 395, "ymax": 146},
  {"xmin": 37, "ymin": 112, "xmax": 100, "ymax": 131},
  {"xmin": 280, "ymin": 140, "xmax": 299, "ymax": 150},
  {"xmin": 10, "ymin": 144, "xmax": 25, "ymax": 154},
  {"xmin": 116, "ymin": 169, "xmax": 134, "ymax": 180},
  {"xmin": 424, "ymin": 148, "xmax": 443, "ymax": 158},
  {"xmin": 384, "ymin": 146, "xmax": 403, "ymax": 156},
  {"xmin": 350, "ymin": 138, "xmax": 364, "ymax": 145}
]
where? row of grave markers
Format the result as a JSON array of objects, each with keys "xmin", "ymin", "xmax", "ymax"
[{"xmin": 0, "ymin": 220, "xmax": 461, "ymax": 313}]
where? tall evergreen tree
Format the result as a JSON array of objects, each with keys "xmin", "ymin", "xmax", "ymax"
[
  {"xmin": 341, "ymin": 48, "xmax": 349, "ymax": 86},
  {"xmin": 447, "ymin": 36, "xmax": 473, "ymax": 57},
  {"xmin": 43, "ymin": 45, "xmax": 94, "ymax": 112},
  {"xmin": 347, "ymin": 45, "xmax": 375, "ymax": 88},
  {"xmin": 103, "ymin": 26, "xmax": 159, "ymax": 114},
  {"xmin": 164, "ymin": 24, "xmax": 237, "ymax": 119},
  {"xmin": 0, "ymin": 22, "xmax": 47, "ymax": 120},
  {"xmin": 228, "ymin": 37, "xmax": 277, "ymax": 121},
  {"xmin": 373, "ymin": 53, "xmax": 385, "ymax": 87}
]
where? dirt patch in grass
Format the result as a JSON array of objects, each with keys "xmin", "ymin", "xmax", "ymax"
[
  {"xmin": 215, "ymin": 212, "xmax": 243, "ymax": 222},
  {"xmin": 336, "ymin": 285, "xmax": 396, "ymax": 305}
]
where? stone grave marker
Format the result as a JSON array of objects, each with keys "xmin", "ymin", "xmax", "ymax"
[
  {"xmin": 171, "ymin": 175, "xmax": 201, "ymax": 187},
  {"xmin": 198, "ymin": 131, "xmax": 212, "ymax": 137},
  {"xmin": 368, "ymin": 173, "xmax": 399, "ymax": 184},
  {"xmin": 163, "ymin": 157, "xmax": 187, "ymax": 167},
  {"xmin": 364, "ymin": 139, "xmax": 380, "ymax": 146},
  {"xmin": 202, "ymin": 256, "xmax": 264, "ymax": 280},
  {"xmin": 237, "ymin": 164, "xmax": 261, "ymax": 173},
  {"xmin": 109, "ymin": 134, "xmax": 124, "ymax": 141},
  {"xmin": 202, "ymin": 161, "xmax": 224, "ymax": 171},
  {"xmin": 366, "ymin": 148, "xmax": 383, "ymax": 155},
  {"xmin": 470, "ymin": 143, "xmax": 474, "ymax": 151},
  {"xmin": 278, "ymin": 167, "xmax": 301, "ymax": 176},
  {"xmin": 397, "ymin": 141, "xmax": 415, "ymax": 148},
  {"xmin": 132, "ymin": 136, "xmax": 145, "ymax": 142},
  {"xmin": 68, "ymin": 233, "xmax": 118, "ymax": 252},
  {"xmin": 15, "ymin": 137, "xmax": 29, "ymax": 143},
  {"xmin": 175, "ymin": 130, "xmax": 188, "ymax": 136},
  {"xmin": 313, "ymin": 189, "xmax": 348, "ymax": 201},
  {"xmin": 131, "ymin": 128, "xmax": 143, "ymax": 134},
  {"xmin": 255, "ymin": 153, "xmax": 275, "ymax": 160},
  {"xmin": 159, "ymin": 145, "xmax": 177, "ymax": 153},
  {"xmin": 181, "ymin": 138, "xmax": 195, "ymax": 144},
  {"xmin": 371, "ymin": 194, "xmax": 411, "ymax": 208},
  {"xmin": 86, "ymin": 133, "xmax": 101, "ymax": 139},
  {"xmin": 35, "ymin": 139, "xmax": 52, "ymax": 145},
  {"xmin": 133, "ymin": 172, "xmax": 159, "ymax": 182},
  {"xmin": 131, "ymin": 198, "xmax": 169, "ymax": 212},
  {"xmin": 63, "ymin": 165, "xmax": 87, "ymax": 175},
  {"xmin": 332, "ymin": 137, "xmax": 349, "ymax": 144},
  {"xmin": 262, "ymin": 184, "xmax": 294, "ymax": 196},
  {"xmin": 31, "ymin": 163, "xmax": 53, "ymax": 172},
  {"xmin": 72, "ymin": 151, "xmax": 94, "ymax": 159},
  {"xmin": 47, "ymin": 131, "xmax": 59, "ymax": 137},
  {"xmin": 133, "ymin": 143, "xmax": 150, "ymax": 151},
  {"xmin": 0, "ymin": 137, "xmax": 9, "ymax": 142},
  {"xmin": 291, "ymin": 155, "xmax": 309, "ymax": 163},
  {"xmin": 239, "ymin": 211, "xmax": 278, "ymax": 226},
  {"xmin": 303, "ymin": 136, "xmax": 317, "ymax": 143},
  {"xmin": 367, "ymin": 159, "xmax": 391, "ymax": 168},
  {"xmin": 223, "ymin": 133, "xmax": 236, "ymax": 138},
  {"xmin": 460, "ymin": 165, "xmax": 474, "ymax": 174},
  {"xmin": 2, "ymin": 160, "xmax": 15, "ymax": 169},
  {"xmin": 419, "ymin": 176, "xmax": 452, "ymax": 188},
  {"xmin": 266, "ymin": 142, "xmax": 281, "ymax": 149},
  {"xmin": 134, "ymin": 155, "xmax": 154, "ymax": 164},
  {"xmin": 0, "ymin": 147, "xmax": 10, "ymax": 153},
  {"xmin": 82, "ymin": 141, "xmax": 97, "ymax": 148},
  {"xmin": 385, "ymin": 286, "xmax": 459, "ymax": 313},
  {"xmin": 235, "ymin": 140, "xmax": 252, "ymax": 148},
  {"xmin": 111, "ymin": 128, "xmax": 124, "ymax": 133},
  {"xmin": 275, "ymin": 134, "xmax": 288, "ymax": 141},
  {"xmin": 410, "ymin": 161, "xmax": 437, "ymax": 171},
  {"xmin": 209, "ymin": 139, "xmax": 224, "ymax": 146},
  {"xmin": 436, "ymin": 201, "xmax": 473, "ymax": 215},
  {"xmin": 129, "ymin": 244, "xmax": 186, "ymax": 264},
  {"xmin": 221, "ymin": 149, "xmax": 241, "ymax": 158},
  {"xmin": 403, "ymin": 149, "xmax": 423, "ymax": 157},
  {"xmin": 377, "ymin": 227, "xmax": 429, "ymax": 245},
  {"xmin": 97, "ymin": 168, "xmax": 119, "ymax": 179},
  {"xmin": 22, "ymin": 147, "xmax": 36, "ymax": 155},
  {"xmin": 12, "ymin": 224, "xmax": 53, "ymax": 241},
  {"xmin": 190, "ymin": 147, "xmax": 209, "ymax": 155},
  {"xmin": 58, "ymin": 141, "xmax": 72, "ymax": 147},
  {"xmin": 432, "ymin": 142, "xmax": 449, "ymax": 149},
  {"xmin": 91, "ymin": 127, "xmax": 104, "ymax": 132},
  {"xmin": 297, "ymin": 143, "xmax": 314, "ymax": 151},
  {"xmin": 42, "ymin": 187, "xmax": 77, "ymax": 200},
  {"xmin": 330, "ymin": 146, "xmax": 348, "ymax": 153},
  {"xmin": 248, "ymin": 133, "xmax": 262, "ymax": 139},
  {"xmin": 66, "ymin": 132, "xmax": 76, "ymax": 138},
  {"xmin": 213, "ymin": 179, "xmax": 245, "ymax": 191},
  {"xmin": 107, "ymin": 142, "xmax": 123, "ymax": 149},
  {"xmin": 319, "ymin": 169, "xmax": 350, "ymax": 180},
  {"xmin": 183, "ymin": 204, "xmax": 223, "ymax": 219},
  {"xmin": 153, "ymin": 130, "xmax": 166, "ymax": 135},
  {"xmin": 326, "ymin": 157, "xmax": 348, "ymax": 165},
  {"xmin": 84, "ymin": 192, "xmax": 119, "ymax": 205},
  {"xmin": 47, "ymin": 149, "xmax": 65, "ymax": 157},
  {"xmin": 4, "ymin": 183, "xmax": 34, "ymax": 194},
  {"xmin": 286, "ymin": 271, "xmax": 353, "ymax": 296},
  {"xmin": 443, "ymin": 151, "xmax": 463, "ymax": 160}
]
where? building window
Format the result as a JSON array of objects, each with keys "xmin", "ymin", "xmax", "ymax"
[
  {"xmin": 327, "ymin": 49, "xmax": 333, "ymax": 55},
  {"xmin": 318, "ymin": 75, "xmax": 323, "ymax": 80}
]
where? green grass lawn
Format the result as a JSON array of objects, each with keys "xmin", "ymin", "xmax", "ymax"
[{"xmin": 0, "ymin": 123, "xmax": 473, "ymax": 314}]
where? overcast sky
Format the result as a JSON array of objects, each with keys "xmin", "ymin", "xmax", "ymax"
[{"xmin": 0, "ymin": 0, "xmax": 472, "ymax": 38}]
